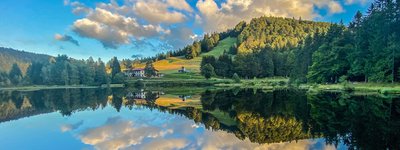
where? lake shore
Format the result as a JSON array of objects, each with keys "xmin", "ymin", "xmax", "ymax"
[{"xmin": 131, "ymin": 76, "xmax": 400, "ymax": 94}]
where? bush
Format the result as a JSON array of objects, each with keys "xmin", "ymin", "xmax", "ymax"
[
  {"xmin": 232, "ymin": 73, "xmax": 241, "ymax": 83},
  {"xmin": 134, "ymin": 80, "xmax": 144, "ymax": 88},
  {"xmin": 112, "ymin": 73, "xmax": 126, "ymax": 84},
  {"xmin": 343, "ymin": 82, "xmax": 355, "ymax": 92}
]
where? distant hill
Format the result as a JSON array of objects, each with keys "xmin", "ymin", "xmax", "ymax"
[{"xmin": 0, "ymin": 47, "xmax": 52, "ymax": 74}]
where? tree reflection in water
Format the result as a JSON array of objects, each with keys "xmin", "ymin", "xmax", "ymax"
[{"xmin": 0, "ymin": 88, "xmax": 399, "ymax": 149}]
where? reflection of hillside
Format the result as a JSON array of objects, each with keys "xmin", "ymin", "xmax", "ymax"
[
  {"xmin": 1, "ymin": 88, "xmax": 400, "ymax": 149},
  {"xmin": 0, "ymin": 89, "xmax": 112, "ymax": 122},
  {"xmin": 308, "ymin": 92, "xmax": 400, "ymax": 149},
  {"xmin": 197, "ymin": 89, "xmax": 315, "ymax": 144},
  {"xmin": 0, "ymin": 99, "xmax": 51, "ymax": 123},
  {"xmin": 237, "ymin": 113, "xmax": 311, "ymax": 144}
]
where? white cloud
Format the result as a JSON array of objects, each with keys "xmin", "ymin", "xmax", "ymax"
[
  {"xmin": 167, "ymin": 0, "xmax": 193, "ymax": 12},
  {"xmin": 345, "ymin": 0, "xmax": 370, "ymax": 5},
  {"xmin": 133, "ymin": 0, "xmax": 187, "ymax": 24},
  {"xmin": 79, "ymin": 117, "xmax": 173, "ymax": 150},
  {"xmin": 196, "ymin": 0, "xmax": 345, "ymax": 33},
  {"xmin": 64, "ymin": 0, "xmax": 350, "ymax": 51},
  {"xmin": 72, "ymin": 8, "xmax": 170, "ymax": 48},
  {"xmin": 327, "ymin": 1, "xmax": 344, "ymax": 14},
  {"xmin": 54, "ymin": 33, "xmax": 80, "ymax": 46}
]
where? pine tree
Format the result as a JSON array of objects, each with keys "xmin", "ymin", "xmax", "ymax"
[
  {"xmin": 110, "ymin": 57, "xmax": 121, "ymax": 79},
  {"xmin": 26, "ymin": 62, "xmax": 43, "ymax": 84},
  {"xmin": 95, "ymin": 58, "xmax": 108, "ymax": 85},
  {"xmin": 9, "ymin": 63, "xmax": 23, "ymax": 85}
]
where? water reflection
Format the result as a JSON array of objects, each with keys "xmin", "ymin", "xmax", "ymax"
[{"xmin": 0, "ymin": 88, "xmax": 399, "ymax": 149}]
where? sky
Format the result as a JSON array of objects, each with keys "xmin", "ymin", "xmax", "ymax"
[{"xmin": 0, "ymin": 0, "xmax": 372, "ymax": 60}]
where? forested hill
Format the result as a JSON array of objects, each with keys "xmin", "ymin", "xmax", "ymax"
[
  {"xmin": 0, "ymin": 47, "xmax": 51, "ymax": 74},
  {"xmin": 234, "ymin": 17, "xmax": 330, "ymax": 54},
  {"xmin": 197, "ymin": 0, "xmax": 400, "ymax": 84},
  {"xmin": 140, "ymin": 16, "xmax": 331, "ymax": 62}
]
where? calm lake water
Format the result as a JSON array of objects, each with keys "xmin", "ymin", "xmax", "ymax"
[{"xmin": 0, "ymin": 88, "xmax": 399, "ymax": 150}]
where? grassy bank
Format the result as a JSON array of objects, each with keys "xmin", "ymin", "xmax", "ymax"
[
  {"xmin": 304, "ymin": 82, "xmax": 400, "ymax": 94},
  {"xmin": 127, "ymin": 77, "xmax": 232, "ymax": 87}
]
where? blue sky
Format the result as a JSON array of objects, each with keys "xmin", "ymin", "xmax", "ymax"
[{"xmin": 0, "ymin": 0, "xmax": 372, "ymax": 60}]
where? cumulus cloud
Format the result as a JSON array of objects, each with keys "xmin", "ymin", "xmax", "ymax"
[
  {"xmin": 54, "ymin": 33, "xmax": 80, "ymax": 46},
  {"xmin": 70, "ymin": 110, "xmax": 341, "ymax": 150},
  {"xmin": 196, "ymin": 0, "xmax": 345, "ymax": 32},
  {"xmin": 79, "ymin": 117, "xmax": 173, "ymax": 150},
  {"xmin": 167, "ymin": 0, "xmax": 193, "ymax": 12},
  {"xmin": 64, "ymin": 0, "xmax": 91, "ymax": 15},
  {"xmin": 345, "ymin": 0, "xmax": 370, "ymax": 5},
  {"xmin": 133, "ymin": 0, "xmax": 188, "ymax": 24},
  {"xmin": 68, "ymin": 0, "xmax": 193, "ymax": 49},
  {"xmin": 72, "ymin": 8, "xmax": 170, "ymax": 49},
  {"xmin": 63, "ymin": 0, "xmax": 353, "ymax": 51}
]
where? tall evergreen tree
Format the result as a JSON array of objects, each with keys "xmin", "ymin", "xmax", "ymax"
[
  {"xmin": 110, "ymin": 57, "xmax": 121, "ymax": 79},
  {"xmin": 26, "ymin": 62, "xmax": 43, "ymax": 84},
  {"xmin": 95, "ymin": 58, "xmax": 108, "ymax": 85},
  {"xmin": 8, "ymin": 63, "xmax": 22, "ymax": 85}
]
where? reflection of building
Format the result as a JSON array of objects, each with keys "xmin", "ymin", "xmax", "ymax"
[
  {"xmin": 126, "ymin": 90, "xmax": 164, "ymax": 100},
  {"xmin": 179, "ymin": 95, "xmax": 191, "ymax": 101}
]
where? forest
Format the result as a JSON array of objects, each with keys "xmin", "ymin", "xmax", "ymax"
[
  {"xmin": 198, "ymin": 0, "xmax": 400, "ymax": 84},
  {"xmin": 0, "ymin": 53, "xmax": 127, "ymax": 87}
]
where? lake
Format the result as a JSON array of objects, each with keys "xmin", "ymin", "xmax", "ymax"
[{"xmin": 0, "ymin": 88, "xmax": 399, "ymax": 150}]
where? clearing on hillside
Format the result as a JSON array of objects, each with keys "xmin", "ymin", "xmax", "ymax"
[{"xmin": 134, "ymin": 37, "xmax": 237, "ymax": 75}]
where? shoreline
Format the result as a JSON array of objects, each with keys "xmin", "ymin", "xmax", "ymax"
[{"xmin": 3, "ymin": 78, "xmax": 400, "ymax": 95}]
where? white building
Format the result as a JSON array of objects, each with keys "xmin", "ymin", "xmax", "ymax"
[{"xmin": 123, "ymin": 68, "xmax": 145, "ymax": 77}]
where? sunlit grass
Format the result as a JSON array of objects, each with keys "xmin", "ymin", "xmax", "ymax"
[
  {"xmin": 134, "ymin": 37, "xmax": 237, "ymax": 75},
  {"xmin": 155, "ymin": 94, "xmax": 202, "ymax": 109},
  {"xmin": 201, "ymin": 37, "xmax": 237, "ymax": 57}
]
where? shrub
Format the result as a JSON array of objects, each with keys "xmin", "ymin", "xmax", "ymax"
[
  {"xmin": 232, "ymin": 73, "xmax": 241, "ymax": 83},
  {"xmin": 134, "ymin": 80, "xmax": 144, "ymax": 88},
  {"xmin": 112, "ymin": 73, "xmax": 126, "ymax": 84}
]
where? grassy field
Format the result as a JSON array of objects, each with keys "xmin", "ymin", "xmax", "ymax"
[
  {"xmin": 134, "ymin": 37, "xmax": 237, "ymax": 75},
  {"xmin": 305, "ymin": 82, "xmax": 400, "ymax": 94},
  {"xmin": 200, "ymin": 37, "xmax": 237, "ymax": 57}
]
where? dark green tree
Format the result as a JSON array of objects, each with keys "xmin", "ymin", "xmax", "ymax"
[
  {"xmin": 202, "ymin": 64, "xmax": 215, "ymax": 79},
  {"xmin": 144, "ymin": 61, "xmax": 156, "ymax": 77},
  {"xmin": 8, "ymin": 63, "xmax": 23, "ymax": 85},
  {"xmin": 26, "ymin": 62, "xmax": 43, "ymax": 84},
  {"xmin": 232, "ymin": 73, "xmax": 241, "ymax": 83},
  {"xmin": 95, "ymin": 58, "xmax": 108, "ymax": 85},
  {"xmin": 110, "ymin": 57, "xmax": 121, "ymax": 79}
]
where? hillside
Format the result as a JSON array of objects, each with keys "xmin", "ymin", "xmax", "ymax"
[
  {"xmin": 133, "ymin": 17, "xmax": 331, "ymax": 79},
  {"xmin": 0, "ymin": 47, "xmax": 51, "ymax": 74},
  {"xmin": 135, "ymin": 37, "xmax": 237, "ymax": 74}
]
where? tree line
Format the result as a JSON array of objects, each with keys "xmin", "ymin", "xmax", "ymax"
[
  {"xmin": 0, "ymin": 55, "xmax": 129, "ymax": 87},
  {"xmin": 201, "ymin": 0, "xmax": 400, "ymax": 83},
  {"xmin": 295, "ymin": 0, "xmax": 400, "ymax": 83}
]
